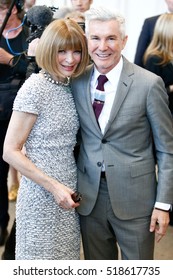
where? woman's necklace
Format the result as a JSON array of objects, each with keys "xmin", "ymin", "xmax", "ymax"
[{"xmin": 41, "ymin": 70, "xmax": 70, "ymax": 86}]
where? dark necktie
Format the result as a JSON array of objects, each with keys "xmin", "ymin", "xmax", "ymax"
[{"xmin": 93, "ymin": 75, "xmax": 108, "ymax": 120}]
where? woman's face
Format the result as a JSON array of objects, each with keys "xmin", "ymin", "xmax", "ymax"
[{"xmin": 56, "ymin": 49, "xmax": 82, "ymax": 78}]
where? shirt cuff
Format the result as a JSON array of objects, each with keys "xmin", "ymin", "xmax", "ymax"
[{"xmin": 155, "ymin": 202, "xmax": 172, "ymax": 211}]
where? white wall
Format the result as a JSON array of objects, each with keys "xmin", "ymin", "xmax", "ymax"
[{"xmin": 35, "ymin": 0, "xmax": 167, "ymax": 62}]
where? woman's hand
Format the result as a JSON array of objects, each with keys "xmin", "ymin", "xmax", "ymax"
[{"xmin": 50, "ymin": 181, "xmax": 80, "ymax": 209}]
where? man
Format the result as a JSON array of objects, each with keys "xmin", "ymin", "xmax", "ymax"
[
  {"xmin": 71, "ymin": 0, "xmax": 92, "ymax": 13},
  {"xmin": 134, "ymin": 0, "xmax": 173, "ymax": 67},
  {"xmin": 71, "ymin": 7, "xmax": 173, "ymax": 260},
  {"xmin": 0, "ymin": 0, "xmax": 28, "ymax": 248}
]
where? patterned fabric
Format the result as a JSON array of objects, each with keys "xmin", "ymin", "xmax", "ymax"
[
  {"xmin": 93, "ymin": 75, "xmax": 108, "ymax": 120},
  {"xmin": 14, "ymin": 73, "xmax": 80, "ymax": 260}
]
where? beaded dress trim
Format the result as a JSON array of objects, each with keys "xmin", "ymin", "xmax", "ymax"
[{"xmin": 40, "ymin": 70, "xmax": 70, "ymax": 86}]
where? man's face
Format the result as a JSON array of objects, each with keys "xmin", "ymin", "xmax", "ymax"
[
  {"xmin": 165, "ymin": 0, "xmax": 173, "ymax": 12},
  {"xmin": 71, "ymin": 0, "xmax": 92, "ymax": 13},
  {"xmin": 87, "ymin": 20, "xmax": 127, "ymax": 74}
]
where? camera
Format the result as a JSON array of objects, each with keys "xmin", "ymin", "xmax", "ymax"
[{"xmin": 25, "ymin": 5, "xmax": 55, "ymax": 43}]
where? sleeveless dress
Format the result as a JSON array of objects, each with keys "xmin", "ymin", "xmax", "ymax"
[{"xmin": 14, "ymin": 73, "xmax": 80, "ymax": 260}]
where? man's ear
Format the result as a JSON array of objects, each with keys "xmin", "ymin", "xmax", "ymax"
[{"xmin": 122, "ymin": 35, "xmax": 128, "ymax": 50}]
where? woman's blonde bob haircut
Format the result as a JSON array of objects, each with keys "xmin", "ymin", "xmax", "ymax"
[{"xmin": 36, "ymin": 19, "xmax": 89, "ymax": 78}]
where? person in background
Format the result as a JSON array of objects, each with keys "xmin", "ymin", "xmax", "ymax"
[
  {"xmin": 8, "ymin": 166, "xmax": 20, "ymax": 201},
  {"xmin": 134, "ymin": 0, "xmax": 173, "ymax": 67},
  {"xmin": 53, "ymin": 6, "xmax": 72, "ymax": 19},
  {"xmin": 71, "ymin": 0, "xmax": 93, "ymax": 13},
  {"xmin": 143, "ymin": 13, "xmax": 173, "ymax": 114},
  {"xmin": 4, "ymin": 0, "xmax": 36, "ymax": 204},
  {"xmin": 71, "ymin": 7, "xmax": 173, "ymax": 260},
  {"xmin": 65, "ymin": 10, "xmax": 85, "ymax": 32},
  {"xmin": 24, "ymin": 0, "xmax": 36, "ymax": 12},
  {"xmin": 0, "ymin": 0, "xmax": 29, "ymax": 246},
  {"xmin": 3, "ymin": 18, "xmax": 89, "ymax": 260},
  {"xmin": 66, "ymin": 10, "xmax": 85, "ymax": 23}
]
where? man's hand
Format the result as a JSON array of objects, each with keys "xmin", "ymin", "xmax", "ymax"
[{"xmin": 150, "ymin": 208, "xmax": 170, "ymax": 242}]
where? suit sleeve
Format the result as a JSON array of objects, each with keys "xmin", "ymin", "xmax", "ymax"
[{"xmin": 147, "ymin": 76, "xmax": 173, "ymax": 203}]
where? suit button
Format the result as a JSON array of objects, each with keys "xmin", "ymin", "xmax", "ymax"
[
  {"xmin": 97, "ymin": 162, "xmax": 102, "ymax": 167},
  {"xmin": 102, "ymin": 139, "xmax": 107, "ymax": 144}
]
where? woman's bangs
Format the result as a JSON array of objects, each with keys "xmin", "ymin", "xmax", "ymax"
[{"xmin": 59, "ymin": 32, "xmax": 82, "ymax": 50}]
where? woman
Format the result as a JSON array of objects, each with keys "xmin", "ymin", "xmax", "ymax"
[
  {"xmin": 3, "ymin": 18, "xmax": 89, "ymax": 260},
  {"xmin": 143, "ymin": 13, "xmax": 173, "ymax": 114}
]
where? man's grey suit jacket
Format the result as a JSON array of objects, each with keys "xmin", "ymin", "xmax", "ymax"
[{"xmin": 71, "ymin": 57, "xmax": 173, "ymax": 220}]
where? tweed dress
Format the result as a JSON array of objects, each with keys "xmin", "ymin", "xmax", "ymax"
[{"xmin": 14, "ymin": 73, "xmax": 80, "ymax": 260}]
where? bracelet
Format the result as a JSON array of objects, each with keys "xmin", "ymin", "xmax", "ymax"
[
  {"xmin": 8, "ymin": 56, "xmax": 14, "ymax": 66},
  {"xmin": 154, "ymin": 207, "xmax": 170, "ymax": 212}
]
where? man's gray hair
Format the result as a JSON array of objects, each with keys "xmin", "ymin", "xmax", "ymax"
[{"xmin": 85, "ymin": 6, "xmax": 126, "ymax": 39}]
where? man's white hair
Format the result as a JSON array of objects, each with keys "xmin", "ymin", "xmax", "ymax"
[{"xmin": 85, "ymin": 6, "xmax": 126, "ymax": 39}]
